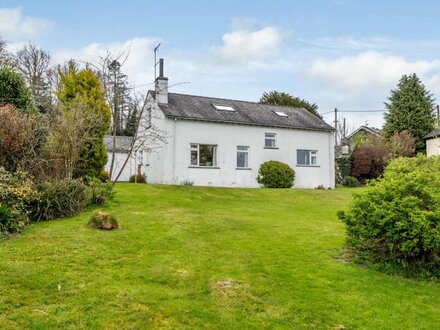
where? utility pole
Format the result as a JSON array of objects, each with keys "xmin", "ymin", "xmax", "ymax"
[
  {"xmin": 334, "ymin": 107, "xmax": 338, "ymax": 147},
  {"xmin": 437, "ymin": 104, "xmax": 439, "ymax": 127}
]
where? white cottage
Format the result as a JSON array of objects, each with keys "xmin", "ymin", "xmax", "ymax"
[
  {"xmin": 139, "ymin": 60, "xmax": 335, "ymax": 188},
  {"xmin": 423, "ymin": 129, "xmax": 440, "ymax": 156}
]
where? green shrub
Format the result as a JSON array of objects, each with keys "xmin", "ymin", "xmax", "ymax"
[
  {"xmin": 86, "ymin": 176, "xmax": 113, "ymax": 205},
  {"xmin": 29, "ymin": 179, "xmax": 87, "ymax": 221},
  {"xmin": 336, "ymin": 157, "xmax": 352, "ymax": 183},
  {"xmin": 129, "ymin": 174, "xmax": 146, "ymax": 183},
  {"xmin": 338, "ymin": 155, "xmax": 440, "ymax": 278},
  {"xmin": 98, "ymin": 170, "xmax": 110, "ymax": 182},
  {"xmin": 257, "ymin": 161, "xmax": 295, "ymax": 188},
  {"xmin": 0, "ymin": 204, "xmax": 24, "ymax": 236},
  {"xmin": 0, "ymin": 167, "xmax": 34, "ymax": 226},
  {"xmin": 343, "ymin": 176, "xmax": 360, "ymax": 187},
  {"xmin": 88, "ymin": 211, "xmax": 119, "ymax": 230},
  {"xmin": 180, "ymin": 180, "xmax": 194, "ymax": 186}
]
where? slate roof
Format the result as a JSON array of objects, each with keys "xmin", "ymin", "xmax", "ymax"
[
  {"xmin": 423, "ymin": 129, "xmax": 440, "ymax": 140},
  {"xmin": 152, "ymin": 92, "xmax": 334, "ymax": 132},
  {"xmin": 104, "ymin": 135, "xmax": 133, "ymax": 153}
]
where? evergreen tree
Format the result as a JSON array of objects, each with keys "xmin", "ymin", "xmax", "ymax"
[
  {"xmin": 0, "ymin": 66, "xmax": 36, "ymax": 113},
  {"xmin": 383, "ymin": 74, "xmax": 436, "ymax": 152},
  {"xmin": 260, "ymin": 91, "xmax": 322, "ymax": 119},
  {"xmin": 56, "ymin": 62, "xmax": 111, "ymax": 178}
]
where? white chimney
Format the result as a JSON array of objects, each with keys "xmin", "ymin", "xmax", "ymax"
[{"xmin": 155, "ymin": 58, "xmax": 168, "ymax": 104}]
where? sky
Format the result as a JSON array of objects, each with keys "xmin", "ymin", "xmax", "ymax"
[{"xmin": 1, "ymin": 0, "xmax": 440, "ymax": 131}]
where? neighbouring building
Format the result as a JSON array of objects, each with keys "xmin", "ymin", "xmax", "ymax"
[
  {"xmin": 336, "ymin": 125, "xmax": 382, "ymax": 158},
  {"xmin": 423, "ymin": 129, "xmax": 440, "ymax": 156},
  {"xmin": 134, "ymin": 59, "xmax": 335, "ymax": 189},
  {"xmin": 104, "ymin": 135, "xmax": 141, "ymax": 181}
]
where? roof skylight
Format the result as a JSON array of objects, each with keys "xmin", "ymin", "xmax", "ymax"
[
  {"xmin": 213, "ymin": 104, "xmax": 235, "ymax": 111},
  {"xmin": 274, "ymin": 111, "xmax": 288, "ymax": 117}
]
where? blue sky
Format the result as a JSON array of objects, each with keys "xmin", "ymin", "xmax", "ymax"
[{"xmin": 2, "ymin": 0, "xmax": 440, "ymax": 129}]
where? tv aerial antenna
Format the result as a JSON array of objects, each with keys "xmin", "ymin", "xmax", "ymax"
[{"xmin": 153, "ymin": 43, "xmax": 161, "ymax": 80}]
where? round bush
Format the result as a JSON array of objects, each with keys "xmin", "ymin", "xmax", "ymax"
[
  {"xmin": 98, "ymin": 170, "xmax": 110, "ymax": 182},
  {"xmin": 129, "ymin": 174, "xmax": 146, "ymax": 183},
  {"xmin": 338, "ymin": 155, "xmax": 440, "ymax": 277},
  {"xmin": 257, "ymin": 161, "xmax": 295, "ymax": 188},
  {"xmin": 343, "ymin": 176, "xmax": 360, "ymax": 187},
  {"xmin": 88, "ymin": 211, "xmax": 119, "ymax": 230}
]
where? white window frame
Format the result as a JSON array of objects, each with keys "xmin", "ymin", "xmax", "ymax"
[
  {"xmin": 190, "ymin": 143, "xmax": 217, "ymax": 167},
  {"xmin": 236, "ymin": 146, "xmax": 249, "ymax": 168},
  {"xmin": 265, "ymin": 133, "xmax": 277, "ymax": 148},
  {"xmin": 297, "ymin": 149, "xmax": 318, "ymax": 166}
]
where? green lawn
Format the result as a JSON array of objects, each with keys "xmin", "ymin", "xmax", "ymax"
[{"xmin": 0, "ymin": 184, "xmax": 439, "ymax": 329}]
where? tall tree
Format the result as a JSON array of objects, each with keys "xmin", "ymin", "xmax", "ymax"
[
  {"xmin": 383, "ymin": 74, "xmax": 436, "ymax": 152},
  {"xmin": 0, "ymin": 65, "xmax": 35, "ymax": 112},
  {"xmin": 16, "ymin": 43, "xmax": 54, "ymax": 114},
  {"xmin": 56, "ymin": 62, "xmax": 111, "ymax": 178},
  {"xmin": 259, "ymin": 91, "xmax": 322, "ymax": 119}
]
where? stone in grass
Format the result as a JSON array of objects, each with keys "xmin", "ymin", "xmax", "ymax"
[{"xmin": 88, "ymin": 211, "xmax": 119, "ymax": 230}]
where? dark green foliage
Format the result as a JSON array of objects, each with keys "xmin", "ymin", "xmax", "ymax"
[
  {"xmin": 29, "ymin": 179, "xmax": 87, "ymax": 221},
  {"xmin": 88, "ymin": 211, "xmax": 119, "ymax": 230},
  {"xmin": 129, "ymin": 174, "xmax": 146, "ymax": 183},
  {"xmin": 0, "ymin": 204, "xmax": 23, "ymax": 236},
  {"xmin": 257, "ymin": 161, "xmax": 295, "ymax": 188},
  {"xmin": 86, "ymin": 176, "xmax": 113, "ymax": 205},
  {"xmin": 260, "ymin": 91, "xmax": 322, "ymax": 119},
  {"xmin": 0, "ymin": 66, "xmax": 35, "ymax": 113},
  {"xmin": 338, "ymin": 155, "xmax": 440, "ymax": 278},
  {"xmin": 383, "ymin": 74, "xmax": 436, "ymax": 152},
  {"xmin": 336, "ymin": 157, "xmax": 352, "ymax": 183},
  {"xmin": 124, "ymin": 107, "xmax": 138, "ymax": 136},
  {"xmin": 343, "ymin": 176, "xmax": 360, "ymax": 187}
]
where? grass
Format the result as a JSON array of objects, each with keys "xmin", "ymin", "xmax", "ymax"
[{"xmin": 0, "ymin": 184, "xmax": 439, "ymax": 329}]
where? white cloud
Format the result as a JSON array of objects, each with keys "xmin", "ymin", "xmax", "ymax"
[
  {"xmin": 308, "ymin": 51, "xmax": 440, "ymax": 93},
  {"xmin": 216, "ymin": 26, "xmax": 282, "ymax": 63},
  {"xmin": 0, "ymin": 7, "xmax": 54, "ymax": 41},
  {"xmin": 53, "ymin": 37, "xmax": 160, "ymax": 87}
]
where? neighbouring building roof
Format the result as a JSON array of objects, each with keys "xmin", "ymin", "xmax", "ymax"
[
  {"xmin": 423, "ymin": 129, "xmax": 440, "ymax": 140},
  {"xmin": 151, "ymin": 92, "xmax": 334, "ymax": 132},
  {"xmin": 345, "ymin": 125, "xmax": 382, "ymax": 141},
  {"xmin": 104, "ymin": 135, "xmax": 133, "ymax": 153}
]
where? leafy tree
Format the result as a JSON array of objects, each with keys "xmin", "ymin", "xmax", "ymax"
[
  {"xmin": 387, "ymin": 130, "xmax": 416, "ymax": 158},
  {"xmin": 383, "ymin": 74, "xmax": 436, "ymax": 152},
  {"xmin": 56, "ymin": 62, "xmax": 111, "ymax": 178},
  {"xmin": 260, "ymin": 91, "xmax": 322, "ymax": 119},
  {"xmin": 351, "ymin": 145, "xmax": 389, "ymax": 182},
  {"xmin": 0, "ymin": 66, "xmax": 35, "ymax": 113}
]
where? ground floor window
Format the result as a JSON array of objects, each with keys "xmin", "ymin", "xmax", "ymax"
[
  {"xmin": 297, "ymin": 149, "xmax": 317, "ymax": 165},
  {"xmin": 237, "ymin": 146, "xmax": 249, "ymax": 168},
  {"xmin": 190, "ymin": 144, "xmax": 217, "ymax": 166}
]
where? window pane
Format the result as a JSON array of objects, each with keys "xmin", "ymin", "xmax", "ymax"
[
  {"xmin": 199, "ymin": 145, "xmax": 215, "ymax": 166},
  {"xmin": 237, "ymin": 152, "xmax": 248, "ymax": 168},
  {"xmin": 297, "ymin": 150, "xmax": 309, "ymax": 165},
  {"xmin": 191, "ymin": 150, "xmax": 198, "ymax": 165}
]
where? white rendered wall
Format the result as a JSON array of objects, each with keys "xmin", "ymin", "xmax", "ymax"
[
  {"xmin": 426, "ymin": 137, "xmax": 440, "ymax": 157},
  {"xmin": 105, "ymin": 152, "xmax": 137, "ymax": 182},
  {"xmin": 146, "ymin": 116, "xmax": 335, "ymax": 189}
]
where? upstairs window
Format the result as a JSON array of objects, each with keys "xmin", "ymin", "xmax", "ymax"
[
  {"xmin": 237, "ymin": 146, "xmax": 249, "ymax": 168},
  {"xmin": 190, "ymin": 144, "xmax": 217, "ymax": 167},
  {"xmin": 212, "ymin": 104, "xmax": 235, "ymax": 111},
  {"xmin": 297, "ymin": 149, "xmax": 317, "ymax": 166},
  {"xmin": 265, "ymin": 133, "xmax": 276, "ymax": 148},
  {"xmin": 274, "ymin": 111, "xmax": 288, "ymax": 117}
]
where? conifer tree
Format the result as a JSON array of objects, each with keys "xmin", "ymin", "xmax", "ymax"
[
  {"xmin": 383, "ymin": 74, "xmax": 435, "ymax": 152},
  {"xmin": 260, "ymin": 91, "xmax": 322, "ymax": 119},
  {"xmin": 56, "ymin": 62, "xmax": 111, "ymax": 177}
]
